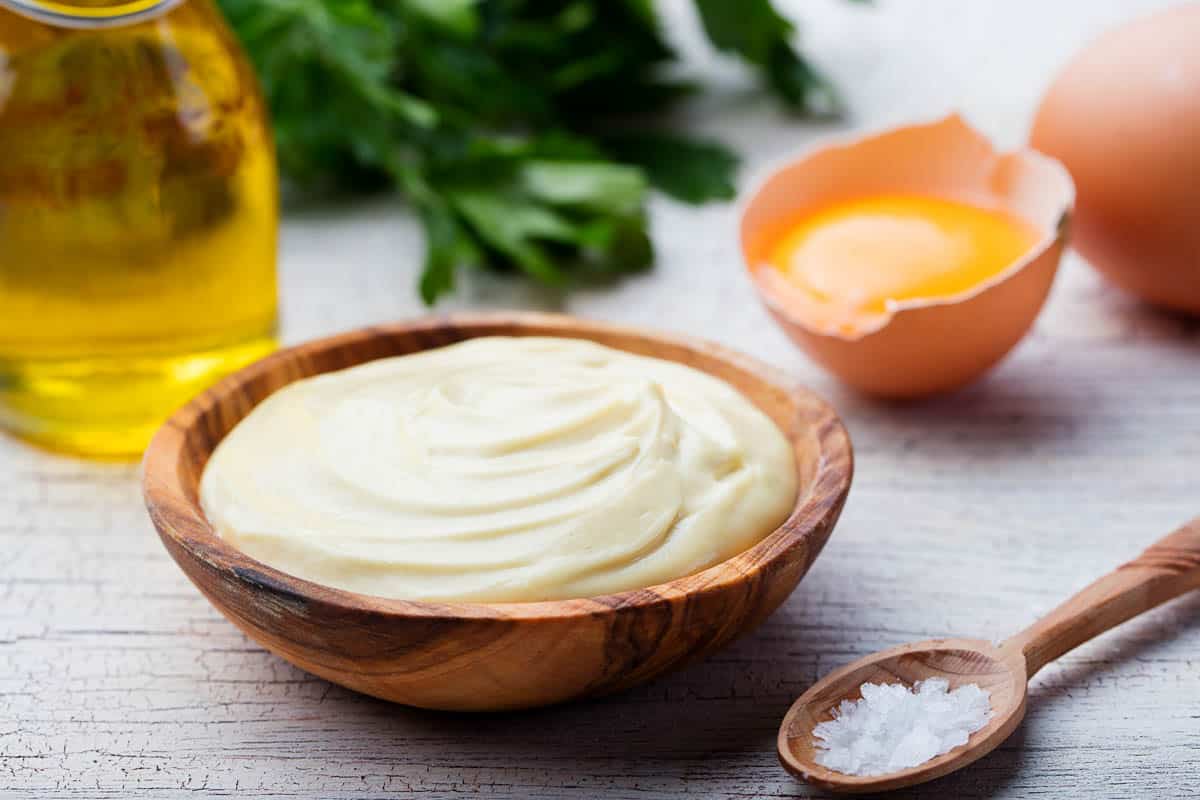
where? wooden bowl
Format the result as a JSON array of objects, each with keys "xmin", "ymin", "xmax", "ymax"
[{"xmin": 142, "ymin": 312, "xmax": 853, "ymax": 711}]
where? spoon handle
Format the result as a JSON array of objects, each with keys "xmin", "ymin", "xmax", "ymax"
[{"xmin": 1003, "ymin": 518, "xmax": 1200, "ymax": 678}]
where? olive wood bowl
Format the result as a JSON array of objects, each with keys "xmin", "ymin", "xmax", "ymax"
[{"xmin": 142, "ymin": 313, "xmax": 853, "ymax": 711}]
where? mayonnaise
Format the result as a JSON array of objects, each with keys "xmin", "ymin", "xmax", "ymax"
[{"xmin": 200, "ymin": 337, "xmax": 797, "ymax": 602}]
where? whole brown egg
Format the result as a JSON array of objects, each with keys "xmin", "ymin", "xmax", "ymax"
[{"xmin": 1031, "ymin": 4, "xmax": 1200, "ymax": 314}]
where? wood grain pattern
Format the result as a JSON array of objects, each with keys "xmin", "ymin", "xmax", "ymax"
[
  {"xmin": 141, "ymin": 313, "xmax": 853, "ymax": 711},
  {"xmin": 778, "ymin": 518, "xmax": 1200, "ymax": 793},
  {"xmin": 1007, "ymin": 518, "xmax": 1200, "ymax": 678}
]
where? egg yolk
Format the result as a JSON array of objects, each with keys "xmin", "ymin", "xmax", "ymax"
[{"xmin": 765, "ymin": 194, "xmax": 1040, "ymax": 315}]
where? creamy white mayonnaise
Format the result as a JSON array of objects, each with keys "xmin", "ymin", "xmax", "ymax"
[{"xmin": 200, "ymin": 337, "xmax": 797, "ymax": 602}]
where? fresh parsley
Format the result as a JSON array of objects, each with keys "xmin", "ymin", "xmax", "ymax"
[{"xmin": 217, "ymin": 0, "xmax": 839, "ymax": 302}]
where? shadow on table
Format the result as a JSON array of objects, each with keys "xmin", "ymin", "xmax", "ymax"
[
  {"xmin": 836, "ymin": 371, "xmax": 1090, "ymax": 456},
  {"xmin": 366, "ymin": 601, "xmax": 818, "ymax": 757},
  {"xmin": 308, "ymin": 585, "xmax": 1200, "ymax": 799},
  {"xmin": 819, "ymin": 288, "xmax": 1200, "ymax": 467},
  {"xmin": 273, "ymin": 588, "xmax": 839, "ymax": 796}
]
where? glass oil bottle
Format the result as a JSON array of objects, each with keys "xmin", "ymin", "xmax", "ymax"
[{"xmin": 0, "ymin": 0, "xmax": 277, "ymax": 456}]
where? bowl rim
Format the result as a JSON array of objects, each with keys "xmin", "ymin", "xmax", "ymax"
[{"xmin": 142, "ymin": 312, "xmax": 853, "ymax": 622}]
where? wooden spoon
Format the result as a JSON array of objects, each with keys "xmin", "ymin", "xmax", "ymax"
[{"xmin": 778, "ymin": 518, "xmax": 1200, "ymax": 793}]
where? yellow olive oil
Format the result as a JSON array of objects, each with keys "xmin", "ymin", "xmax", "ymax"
[{"xmin": 0, "ymin": 0, "xmax": 277, "ymax": 457}]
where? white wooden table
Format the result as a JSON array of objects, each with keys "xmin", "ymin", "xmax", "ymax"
[{"xmin": 4, "ymin": 1, "xmax": 1198, "ymax": 797}]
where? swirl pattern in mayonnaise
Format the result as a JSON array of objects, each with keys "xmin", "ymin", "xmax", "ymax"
[{"xmin": 200, "ymin": 337, "xmax": 797, "ymax": 602}]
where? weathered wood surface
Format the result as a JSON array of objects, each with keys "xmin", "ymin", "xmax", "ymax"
[{"xmin": 3, "ymin": 0, "xmax": 1198, "ymax": 797}]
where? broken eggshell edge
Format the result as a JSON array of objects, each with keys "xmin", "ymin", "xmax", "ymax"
[{"xmin": 739, "ymin": 114, "xmax": 1075, "ymax": 399}]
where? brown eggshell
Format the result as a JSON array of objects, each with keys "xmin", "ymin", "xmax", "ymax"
[
  {"xmin": 740, "ymin": 115, "xmax": 1074, "ymax": 399},
  {"xmin": 1031, "ymin": 5, "xmax": 1200, "ymax": 314}
]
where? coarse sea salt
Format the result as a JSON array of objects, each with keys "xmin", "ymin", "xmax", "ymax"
[{"xmin": 813, "ymin": 678, "xmax": 993, "ymax": 777}]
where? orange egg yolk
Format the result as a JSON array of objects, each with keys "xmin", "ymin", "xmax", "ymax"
[{"xmin": 764, "ymin": 194, "xmax": 1040, "ymax": 315}]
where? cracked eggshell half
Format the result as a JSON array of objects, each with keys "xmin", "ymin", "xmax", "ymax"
[{"xmin": 740, "ymin": 115, "xmax": 1074, "ymax": 399}]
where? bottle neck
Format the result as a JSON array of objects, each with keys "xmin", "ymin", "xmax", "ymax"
[{"xmin": 0, "ymin": 0, "xmax": 182, "ymax": 27}]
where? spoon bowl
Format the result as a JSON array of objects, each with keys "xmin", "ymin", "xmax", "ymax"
[{"xmin": 778, "ymin": 638, "xmax": 1027, "ymax": 793}]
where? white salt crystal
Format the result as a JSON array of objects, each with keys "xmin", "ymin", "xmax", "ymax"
[{"xmin": 812, "ymin": 678, "xmax": 993, "ymax": 776}]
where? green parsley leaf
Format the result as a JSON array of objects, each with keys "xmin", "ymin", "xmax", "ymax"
[
  {"xmin": 693, "ymin": 0, "xmax": 838, "ymax": 113},
  {"xmin": 605, "ymin": 133, "xmax": 739, "ymax": 204}
]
